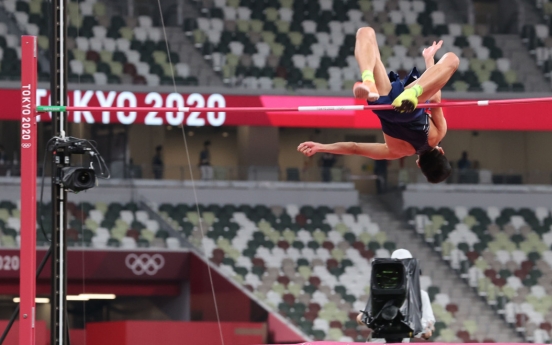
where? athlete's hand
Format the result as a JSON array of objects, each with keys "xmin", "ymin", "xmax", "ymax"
[
  {"xmin": 423, "ymin": 40, "xmax": 443, "ymax": 61},
  {"xmin": 297, "ymin": 141, "xmax": 322, "ymax": 157}
]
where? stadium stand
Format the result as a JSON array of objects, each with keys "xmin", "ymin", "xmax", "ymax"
[
  {"xmin": 187, "ymin": 0, "xmax": 522, "ymax": 91},
  {"xmin": 406, "ymin": 205, "xmax": 552, "ymax": 343},
  {"xmin": 156, "ymin": 202, "xmax": 469, "ymax": 342},
  {"xmin": 0, "ymin": 0, "xmax": 524, "ymax": 91},
  {"xmin": 0, "ymin": 0, "xmax": 199, "ymax": 85}
]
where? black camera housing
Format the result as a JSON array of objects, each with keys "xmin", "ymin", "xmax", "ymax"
[
  {"xmin": 60, "ymin": 167, "xmax": 96, "ymax": 192},
  {"xmin": 362, "ymin": 258, "xmax": 423, "ymax": 340}
]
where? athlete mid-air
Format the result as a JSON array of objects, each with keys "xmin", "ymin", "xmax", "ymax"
[{"xmin": 298, "ymin": 27, "xmax": 459, "ymax": 183}]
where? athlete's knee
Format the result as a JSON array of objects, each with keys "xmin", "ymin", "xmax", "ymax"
[
  {"xmin": 442, "ymin": 52, "xmax": 460, "ymax": 71},
  {"xmin": 356, "ymin": 26, "xmax": 376, "ymax": 40}
]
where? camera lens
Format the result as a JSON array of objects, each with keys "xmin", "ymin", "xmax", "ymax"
[{"xmin": 77, "ymin": 171, "xmax": 91, "ymax": 184}]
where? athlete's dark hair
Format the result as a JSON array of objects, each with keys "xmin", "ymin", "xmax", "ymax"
[{"xmin": 418, "ymin": 148, "xmax": 452, "ymax": 184}]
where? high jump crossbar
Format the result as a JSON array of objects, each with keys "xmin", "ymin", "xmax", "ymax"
[{"xmin": 36, "ymin": 96, "xmax": 552, "ymax": 113}]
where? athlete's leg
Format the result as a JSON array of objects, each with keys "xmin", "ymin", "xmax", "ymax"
[
  {"xmin": 406, "ymin": 52, "xmax": 459, "ymax": 103},
  {"xmin": 392, "ymin": 53, "xmax": 459, "ymax": 112},
  {"xmin": 353, "ymin": 27, "xmax": 392, "ymax": 100}
]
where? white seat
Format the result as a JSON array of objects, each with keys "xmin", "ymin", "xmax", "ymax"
[
  {"xmin": 229, "ymin": 41, "xmax": 244, "ymax": 56},
  {"xmin": 0, "ymin": 23, "xmax": 7, "ymax": 36},
  {"xmin": 535, "ymin": 24, "xmax": 549, "ymax": 40},
  {"xmin": 387, "ymin": 56, "xmax": 401, "ymax": 71},
  {"xmin": 256, "ymin": 42, "xmax": 270, "ymax": 56},
  {"xmin": 252, "ymin": 53, "xmax": 266, "ymax": 68},
  {"xmin": 511, "ymin": 250, "xmax": 527, "ymax": 265},
  {"xmin": 116, "ymin": 38, "xmax": 130, "ymax": 52},
  {"xmin": 316, "ymin": 32, "xmax": 330, "ymax": 47},
  {"xmin": 467, "ymin": 34, "xmax": 482, "ymax": 48},
  {"xmin": 242, "ymin": 76, "xmax": 259, "ymax": 89},
  {"xmin": 76, "ymin": 37, "xmax": 89, "ymax": 51},
  {"xmin": 278, "ymin": 8, "xmax": 293, "ymax": 22},
  {"xmin": 145, "ymin": 74, "xmax": 160, "ymax": 86},
  {"xmin": 25, "ymin": 24, "xmax": 39, "ymax": 36},
  {"xmin": 210, "ymin": 18, "xmax": 224, "ymax": 32},
  {"xmin": 213, "ymin": 0, "xmax": 226, "ymax": 7},
  {"xmin": 342, "ymin": 21, "xmax": 356, "ymax": 35},
  {"xmin": 431, "ymin": 11, "xmax": 446, "ymax": 25},
  {"xmin": 325, "ymin": 44, "xmax": 339, "ymax": 58},
  {"xmin": 148, "ymin": 28, "xmax": 162, "ymax": 42},
  {"xmin": 121, "ymin": 237, "xmax": 137, "ymax": 249},
  {"xmin": 510, "ymin": 215, "xmax": 526, "ymax": 229},
  {"xmin": 389, "ymin": 11, "xmax": 403, "ymax": 24},
  {"xmin": 222, "ymin": 6, "xmax": 237, "ymax": 20},
  {"xmin": 475, "ymin": 46, "xmax": 490, "ymax": 60},
  {"xmin": 458, "ymin": 59, "xmax": 470, "ymax": 72},
  {"xmin": 454, "ymin": 206, "xmax": 468, "ymax": 221},
  {"xmin": 135, "ymin": 211, "xmax": 149, "ymax": 223},
  {"xmin": 89, "ymin": 38, "xmax": 102, "ymax": 52},
  {"xmin": 347, "ymin": 9, "xmax": 363, "ymax": 24},
  {"xmin": 1, "ymin": 0, "xmax": 16, "ymax": 13},
  {"xmin": 328, "ymin": 21, "xmax": 342, "ymax": 33},
  {"xmin": 79, "ymin": 2, "xmax": 93, "ymax": 16},
  {"xmin": 310, "ymin": 43, "xmax": 324, "ymax": 57},
  {"xmin": 393, "ymin": 45, "xmax": 408, "ymax": 58},
  {"xmin": 133, "ymin": 27, "xmax": 148, "ymax": 42},
  {"xmin": 89, "ymin": 210, "xmax": 104, "ymax": 224},
  {"xmin": 93, "ymin": 72, "xmax": 107, "ymax": 85},
  {"xmin": 197, "ymin": 17, "xmax": 210, "ymax": 31},
  {"xmin": 531, "ymin": 285, "xmax": 546, "ymax": 298},
  {"xmin": 487, "ymin": 206, "xmax": 500, "ymax": 222},
  {"xmin": 176, "ymin": 63, "xmax": 190, "ymax": 78},
  {"xmin": 372, "ymin": 0, "xmax": 386, "ymax": 12},
  {"xmin": 448, "ymin": 23, "xmax": 463, "ymax": 37},
  {"xmin": 138, "ymin": 15, "xmax": 153, "ymax": 28},
  {"xmin": 398, "ymin": 0, "xmax": 411, "ymax": 12},
  {"xmin": 103, "ymin": 38, "xmax": 116, "ymax": 52},
  {"xmin": 302, "ymin": 20, "xmax": 317, "ymax": 33},
  {"xmin": 96, "ymin": 228, "xmax": 110, "ymax": 239},
  {"xmin": 496, "ymin": 58, "xmax": 511, "ymax": 72},
  {"xmin": 91, "ymin": 236, "xmax": 107, "ymax": 248},
  {"xmin": 120, "ymin": 210, "xmax": 134, "ymax": 224},
  {"xmin": 495, "ymin": 250, "xmax": 511, "ymax": 264},
  {"xmin": 69, "ymin": 60, "xmax": 84, "ymax": 75},
  {"xmin": 166, "ymin": 237, "xmax": 180, "ymax": 249},
  {"xmin": 92, "ymin": 26, "xmax": 107, "ymax": 38},
  {"xmin": 286, "ymin": 204, "xmax": 299, "ymax": 218},
  {"xmin": 135, "ymin": 61, "xmax": 150, "ymax": 75},
  {"xmin": 145, "ymin": 220, "xmax": 159, "ymax": 233},
  {"xmin": 435, "ymin": 293, "xmax": 450, "ymax": 307},
  {"xmin": 404, "ymin": 12, "xmax": 418, "ymax": 24},
  {"xmin": 237, "ymin": 6, "xmax": 251, "ymax": 20},
  {"xmin": 412, "ymin": 0, "xmax": 425, "ymax": 13},
  {"xmin": 292, "ymin": 54, "xmax": 306, "ymax": 69},
  {"xmin": 535, "ymin": 207, "xmax": 549, "ymax": 222},
  {"xmin": 401, "ymin": 56, "xmax": 415, "ymax": 71},
  {"xmin": 207, "ymin": 29, "xmax": 222, "ymax": 45},
  {"xmin": 481, "ymin": 80, "xmax": 497, "ymax": 93},
  {"xmin": 319, "ymin": 0, "xmax": 333, "ymax": 11},
  {"xmin": 126, "ymin": 50, "xmax": 141, "ymax": 64}
]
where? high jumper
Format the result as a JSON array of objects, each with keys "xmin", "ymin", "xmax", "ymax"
[{"xmin": 298, "ymin": 27, "xmax": 459, "ymax": 183}]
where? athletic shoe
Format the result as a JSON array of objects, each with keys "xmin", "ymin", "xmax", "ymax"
[
  {"xmin": 353, "ymin": 81, "xmax": 379, "ymax": 101},
  {"xmin": 391, "ymin": 88, "xmax": 419, "ymax": 113}
]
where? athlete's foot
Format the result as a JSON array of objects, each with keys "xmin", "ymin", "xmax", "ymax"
[
  {"xmin": 353, "ymin": 81, "xmax": 379, "ymax": 101},
  {"xmin": 392, "ymin": 88, "xmax": 419, "ymax": 113}
]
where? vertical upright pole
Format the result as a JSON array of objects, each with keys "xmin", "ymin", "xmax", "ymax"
[
  {"xmin": 50, "ymin": 0, "xmax": 68, "ymax": 341},
  {"xmin": 20, "ymin": 35, "xmax": 38, "ymax": 345}
]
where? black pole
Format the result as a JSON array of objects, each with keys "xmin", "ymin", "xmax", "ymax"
[
  {"xmin": 50, "ymin": 0, "xmax": 68, "ymax": 341},
  {"xmin": 0, "ymin": 246, "xmax": 52, "ymax": 345}
]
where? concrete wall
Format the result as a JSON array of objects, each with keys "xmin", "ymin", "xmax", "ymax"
[{"xmin": 0, "ymin": 178, "xmax": 359, "ymax": 207}]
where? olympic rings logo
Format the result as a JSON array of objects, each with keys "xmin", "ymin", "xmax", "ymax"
[
  {"xmin": 21, "ymin": 143, "xmax": 31, "ymax": 149},
  {"xmin": 125, "ymin": 253, "xmax": 165, "ymax": 276}
]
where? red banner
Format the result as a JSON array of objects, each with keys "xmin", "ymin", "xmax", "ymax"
[{"xmin": 0, "ymin": 88, "xmax": 549, "ymax": 130}]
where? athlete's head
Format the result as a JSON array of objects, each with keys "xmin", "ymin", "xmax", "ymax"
[{"xmin": 416, "ymin": 147, "xmax": 451, "ymax": 184}]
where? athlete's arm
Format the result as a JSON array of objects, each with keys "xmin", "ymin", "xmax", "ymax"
[{"xmin": 297, "ymin": 141, "xmax": 403, "ymax": 160}]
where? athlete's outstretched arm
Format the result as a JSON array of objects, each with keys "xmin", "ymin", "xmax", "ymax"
[{"xmin": 297, "ymin": 141, "xmax": 402, "ymax": 160}]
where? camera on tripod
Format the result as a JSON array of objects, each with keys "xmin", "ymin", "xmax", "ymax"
[
  {"xmin": 360, "ymin": 257, "xmax": 423, "ymax": 342},
  {"xmin": 50, "ymin": 137, "xmax": 108, "ymax": 193}
]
